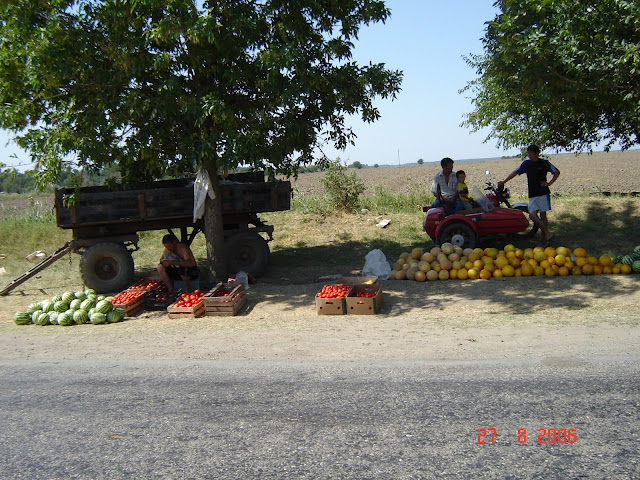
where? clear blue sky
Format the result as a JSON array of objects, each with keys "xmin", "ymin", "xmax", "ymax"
[{"xmin": 0, "ymin": 0, "xmax": 520, "ymax": 172}]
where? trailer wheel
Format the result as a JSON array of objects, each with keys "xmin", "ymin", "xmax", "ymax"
[
  {"xmin": 225, "ymin": 232, "xmax": 270, "ymax": 277},
  {"xmin": 438, "ymin": 222, "xmax": 477, "ymax": 249},
  {"xmin": 80, "ymin": 242, "xmax": 134, "ymax": 293}
]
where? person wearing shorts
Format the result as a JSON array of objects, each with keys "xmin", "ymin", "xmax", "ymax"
[
  {"xmin": 157, "ymin": 233, "xmax": 200, "ymax": 293},
  {"xmin": 498, "ymin": 145, "xmax": 560, "ymax": 244}
]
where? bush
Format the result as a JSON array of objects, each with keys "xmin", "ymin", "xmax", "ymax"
[{"xmin": 318, "ymin": 159, "xmax": 365, "ymax": 212}]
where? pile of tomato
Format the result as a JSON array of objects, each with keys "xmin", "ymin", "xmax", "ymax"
[
  {"xmin": 316, "ymin": 284, "xmax": 352, "ymax": 298},
  {"xmin": 353, "ymin": 289, "xmax": 377, "ymax": 298},
  {"xmin": 211, "ymin": 291, "xmax": 231, "ymax": 297},
  {"xmin": 111, "ymin": 290, "xmax": 145, "ymax": 305},
  {"xmin": 173, "ymin": 290, "xmax": 204, "ymax": 308},
  {"xmin": 127, "ymin": 278, "xmax": 160, "ymax": 290}
]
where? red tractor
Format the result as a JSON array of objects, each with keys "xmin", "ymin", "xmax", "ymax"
[{"xmin": 423, "ymin": 176, "xmax": 535, "ymax": 249}]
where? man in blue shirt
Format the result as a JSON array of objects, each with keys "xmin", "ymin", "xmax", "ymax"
[{"xmin": 498, "ymin": 145, "xmax": 560, "ymax": 244}]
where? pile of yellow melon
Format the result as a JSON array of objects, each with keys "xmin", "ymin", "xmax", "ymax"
[{"xmin": 389, "ymin": 242, "xmax": 634, "ymax": 281}]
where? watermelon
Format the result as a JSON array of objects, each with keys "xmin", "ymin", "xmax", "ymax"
[
  {"xmin": 27, "ymin": 302, "xmax": 42, "ymax": 313},
  {"xmin": 48, "ymin": 311, "xmax": 59, "ymax": 325},
  {"xmin": 54, "ymin": 301, "xmax": 69, "ymax": 313},
  {"xmin": 107, "ymin": 309, "xmax": 125, "ymax": 323},
  {"xmin": 74, "ymin": 290, "xmax": 87, "ymax": 301},
  {"xmin": 41, "ymin": 300, "xmax": 55, "ymax": 313},
  {"xmin": 62, "ymin": 291, "xmax": 75, "ymax": 304},
  {"xmin": 632, "ymin": 260, "xmax": 640, "ymax": 273},
  {"xmin": 633, "ymin": 246, "xmax": 640, "ymax": 259},
  {"xmin": 73, "ymin": 310, "xmax": 89, "ymax": 325},
  {"xmin": 85, "ymin": 288, "xmax": 96, "ymax": 296},
  {"xmin": 80, "ymin": 298, "xmax": 95, "ymax": 311},
  {"xmin": 90, "ymin": 312, "xmax": 108, "ymax": 325},
  {"xmin": 69, "ymin": 299, "xmax": 83, "ymax": 310},
  {"xmin": 622, "ymin": 255, "xmax": 635, "ymax": 265},
  {"xmin": 52, "ymin": 294, "xmax": 63, "ymax": 303},
  {"xmin": 58, "ymin": 312, "xmax": 74, "ymax": 326},
  {"xmin": 34, "ymin": 312, "xmax": 50, "ymax": 326},
  {"xmin": 95, "ymin": 300, "xmax": 113, "ymax": 314},
  {"xmin": 31, "ymin": 310, "xmax": 43, "ymax": 323},
  {"xmin": 14, "ymin": 311, "xmax": 32, "ymax": 325}
]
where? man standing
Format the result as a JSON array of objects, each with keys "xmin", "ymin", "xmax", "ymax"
[
  {"xmin": 498, "ymin": 145, "xmax": 560, "ymax": 244},
  {"xmin": 431, "ymin": 157, "xmax": 462, "ymax": 213},
  {"xmin": 157, "ymin": 233, "xmax": 200, "ymax": 293}
]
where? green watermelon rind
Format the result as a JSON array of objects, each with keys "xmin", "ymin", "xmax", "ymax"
[
  {"xmin": 58, "ymin": 312, "xmax": 74, "ymax": 326},
  {"xmin": 73, "ymin": 310, "xmax": 89, "ymax": 325},
  {"xmin": 90, "ymin": 312, "xmax": 108, "ymax": 325},
  {"xmin": 95, "ymin": 300, "xmax": 113, "ymax": 314},
  {"xmin": 632, "ymin": 260, "xmax": 640, "ymax": 274},
  {"xmin": 14, "ymin": 312, "xmax": 32, "ymax": 325}
]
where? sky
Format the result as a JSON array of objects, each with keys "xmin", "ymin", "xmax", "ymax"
[{"xmin": 0, "ymin": 0, "xmax": 521, "ymax": 172}]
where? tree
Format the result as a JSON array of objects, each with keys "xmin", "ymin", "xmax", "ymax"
[
  {"xmin": 350, "ymin": 160, "xmax": 363, "ymax": 169},
  {"xmin": 0, "ymin": 0, "xmax": 402, "ymax": 278},
  {"xmin": 461, "ymin": 0, "xmax": 640, "ymax": 153},
  {"xmin": 417, "ymin": 159, "xmax": 424, "ymax": 165}
]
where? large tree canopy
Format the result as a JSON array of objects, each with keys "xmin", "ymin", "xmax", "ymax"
[
  {"xmin": 0, "ymin": 0, "xmax": 402, "ymax": 277},
  {"xmin": 462, "ymin": 0, "xmax": 640, "ymax": 153}
]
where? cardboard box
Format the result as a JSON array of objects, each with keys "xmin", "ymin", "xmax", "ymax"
[
  {"xmin": 315, "ymin": 284, "xmax": 352, "ymax": 315},
  {"xmin": 334, "ymin": 276, "xmax": 378, "ymax": 286},
  {"xmin": 346, "ymin": 284, "xmax": 383, "ymax": 315}
]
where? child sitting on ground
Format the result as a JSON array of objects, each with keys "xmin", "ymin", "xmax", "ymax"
[{"xmin": 456, "ymin": 170, "xmax": 473, "ymax": 210}]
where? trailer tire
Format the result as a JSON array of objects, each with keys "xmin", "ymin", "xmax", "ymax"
[
  {"xmin": 225, "ymin": 232, "xmax": 270, "ymax": 277},
  {"xmin": 80, "ymin": 242, "xmax": 134, "ymax": 293},
  {"xmin": 438, "ymin": 222, "xmax": 477, "ymax": 249}
]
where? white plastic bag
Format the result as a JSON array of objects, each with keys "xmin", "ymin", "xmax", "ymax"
[
  {"xmin": 361, "ymin": 249, "xmax": 392, "ymax": 280},
  {"xmin": 471, "ymin": 186, "xmax": 494, "ymax": 212},
  {"xmin": 193, "ymin": 168, "xmax": 216, "ymax": 222}
]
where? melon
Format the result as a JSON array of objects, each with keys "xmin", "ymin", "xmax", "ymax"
[
  {"xmin": 14, "ymin": 311, "xmax": 32, "ymax": 325},
  {"xmin": 62, "ymin": 291, "xmax": 75, "ymax": 304},
  {"xmin": 34, "ymin": 312, "xmax": 50, "ymax": 326},
  {"xmin": 632, "ymin": 260, "xmax": 640, "ymax": 274},
  {"xmin": 27, "ymin": 302, "xmax": 42, "ymax": 313},
  {"xmin": 90, "ymin": 312, "xmax": 108, "ymax": 325},
  {"xmin": 54, "ymin": 301, "xmax": 69, "ymax": 313},
  {"xmin": 41, "ymin": 300, "xmax": 55, "ymax": 313},
  {"xmin": 48, "ymin": 311, "xmax": 59, "ymax": 325},
  {"xmin": 74, "ymin": 290, "xmax": 87, "ymax": 301},
  {"xmin": 58, "ymin": 312, "xmax": 74, "ymax": 326},
  {"xmin": 95, "ymin": 300, "xmax": 113, "ymax": 314},
  {"xmin": 107, "ymin": 309, "xmax": 125, "ymax": 323},
  {"xmin": 73, "ymin": 310, "xmax": 89, "ymax": 325},
  {"xmin": 52, "ymin": 294, "xmax": 63, "ymax": 303},
  {"xmin": 85, "ymin": 288, "xmax": 96, "ymax": 296},
  {"xmin": 80, "ymin": 298, "xmax": 95, "ymax": 311},
  {"xmin": 69, "ymin": 299, "xmax": 83, "ymax": 310},
  {"xmin": 622, "ymin": 255, "xmax": 635, "ymax": 265}
]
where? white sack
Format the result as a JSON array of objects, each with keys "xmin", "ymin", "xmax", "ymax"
[{"xmin": 361, "ymin": 249, "xmax": 392, "ymax": 280}]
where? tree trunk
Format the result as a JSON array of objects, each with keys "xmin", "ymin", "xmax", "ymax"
[{"xmin": 203, "ymin": 157, "xmax": 228, "ymax": 282}]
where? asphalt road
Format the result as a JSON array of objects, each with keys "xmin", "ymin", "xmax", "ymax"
[{"xmin": 1, "ymin": 357, "xmax": 639, "ymax": 479}]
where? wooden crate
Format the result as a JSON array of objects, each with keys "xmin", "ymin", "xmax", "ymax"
[
  {"xmin": 204, "ymin": 291, "xmax": 246, "ymax": 316},
  {"xmin": 110, "ymin": 291, "xmax": 146, "ymax": 317},
  {"xmin": 167, "ymin": 300, "xmax": 205, "ymax": 319},
  {"xmin": 204, "ymin": 283, "xmax": 246, "ymax": 316}
]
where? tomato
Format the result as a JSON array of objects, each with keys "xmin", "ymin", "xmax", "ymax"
[
  {"xmin": 111, "ymin": 290, "xmax": 145, "ymax": 305},
  {"xmin": 316, "ymin": 284, "xmax": 351, "ymax": 298}
]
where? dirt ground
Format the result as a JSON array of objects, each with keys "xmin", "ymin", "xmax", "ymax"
[
  {"xmin": 1, "ymin": 151, "xmax": 640, "ymax": 362},
  {"xmin": 1, "ymin": 274, "xmax": 639, "ymax": 362}
]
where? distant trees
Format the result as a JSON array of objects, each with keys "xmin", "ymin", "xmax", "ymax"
[
  {"xmin": 350, "ymin": 161, "xmax": 364, "ymax": 169},
  {"xmin": 417, "ymin": 159, "xmax": 424, "ymax": 165}
]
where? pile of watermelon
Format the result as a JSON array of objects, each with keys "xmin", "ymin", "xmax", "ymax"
[
  {"xmin": 13, "ymin": 289, "xmax": 126, "ymax": 326},
  {"xmin": 613, "ymin": 245, "xmax": 640, "ymax": 274}
]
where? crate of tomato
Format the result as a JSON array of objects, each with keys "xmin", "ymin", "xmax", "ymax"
[
  {"xmin": 346, "ymin": 284, "xmax": 383, "ymax": 315},
  {"xmin": 110, "ymin": 290, "xmax": 146, "ymax": 316},
  {"xmin": 167, "ymin": 290, "xmax": 205, "ymax": 318},
  {"xmin": 126, "ymin": 278, "xmax": 162, "ymax": 292},
  {"xmin": 315, "ymin": 283, "xmax": 352, "ymax": 315},
  {"xmin": 203, "ymin": 283, "xmax": 246, "ymax": 316}
]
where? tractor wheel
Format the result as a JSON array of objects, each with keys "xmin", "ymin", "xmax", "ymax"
[
  {"xmin": 438, "ymin": 222, "xmax": 477, "ymax": 249},
  {"xmin": 80, "ymin": 242, "xmax": 134, "ymax": 294},
  {"xmin": 225, "ymin": 232, "xmax": 270, "ymax": 277}
]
